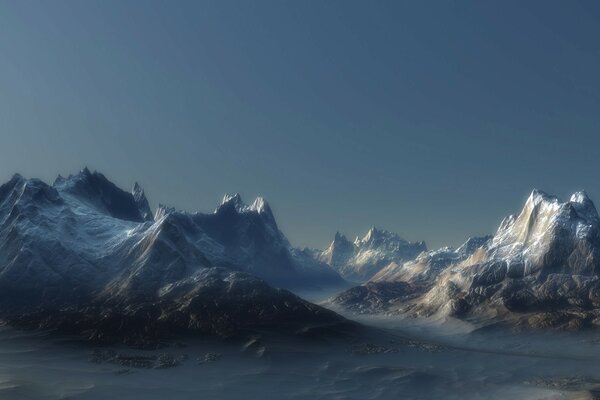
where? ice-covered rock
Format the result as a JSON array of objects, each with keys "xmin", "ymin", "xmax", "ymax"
[
  {"xmin": 319, "ymin": 227, "xmax": 426, "ymax": 282},
  {"xmin": 0, "ymin": 170, "xmax": 347, "ymax": 344},
  {"xmin": 332, "ymin": 189, "xmax": 600, "ymax": 331}
]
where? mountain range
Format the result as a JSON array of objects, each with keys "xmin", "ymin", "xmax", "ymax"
[
  {"xmin": 318, "ymin": 228, "xmax": 426, "ymax": 282},
  {"xmin": 3, "ymin": 168, "xmax": 600, "ymax": 343},
  {"xmin": 331, "ymin": 190, "xmax": 600, "ymax": 330},
  {"xmin": 0, "ymin": 169, "xmax": 347, "ymax": 346}
]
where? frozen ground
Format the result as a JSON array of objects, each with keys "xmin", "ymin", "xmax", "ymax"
[{"xmin": 2, "ymin": 309, "xmax": 600, "ymax": 400}]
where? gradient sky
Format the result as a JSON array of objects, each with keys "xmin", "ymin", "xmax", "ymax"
[{"xmin": 1, "ymin": 1, "xmax": 600, "ymax": 250}]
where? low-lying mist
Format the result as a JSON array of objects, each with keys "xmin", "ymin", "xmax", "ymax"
[{"xmin": 3, "ymin": 296, "xmax": 600, "ymax": 400}]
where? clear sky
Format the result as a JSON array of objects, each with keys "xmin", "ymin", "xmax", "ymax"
[{"xmin": 1, "ymin": 1, "xmax": 600, "ymax": 250}]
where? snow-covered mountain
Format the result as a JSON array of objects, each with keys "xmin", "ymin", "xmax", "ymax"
[
  {"xmin": 331, "ymin": 190, "xmax": 600, "ymax": 330},
  {"xmin": 330, "ymin": 235, "xmax": 491, "ymax": 314},
  {"xmin": 0, "ymin": 169, "xmax": 346, "ymax": 344},
  {"xmin": 371, "ymin": 235, "xmax": 492, "ymax": 286},
  {"xmin": 416, "ymin": 189, "xmax": 600, "ymax": 323},
  {"xmin": 319, "ymin": 228, "xmax": 426, "ymax": 282}
]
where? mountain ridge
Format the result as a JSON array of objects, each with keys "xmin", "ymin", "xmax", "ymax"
[
  {"xmin": 318, "ymin": 227, "xmax": 427, "ymax": 282},
  {"xmin": 330, "ymin": 189, "xmax": 600, "ymax": 331},
  {"xmin": 0, "ymin": 169, "xmax": 349, "ymax": 346}
]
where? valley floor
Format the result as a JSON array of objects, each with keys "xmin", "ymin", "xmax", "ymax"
[{"xmin": 3, "ymin": 304, "xmax": 600, "ymax": 400}]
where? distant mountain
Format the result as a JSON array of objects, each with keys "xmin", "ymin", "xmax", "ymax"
[
  {"xmin": 331, "ymin": 190, "xmax": 600, "ymax": 330},
  {"xmin": 330, "ymin": 235, "xmax": 491, "ymax": 314},
  {"xmin": 0, "ymin": 169, "xmax": 346, "ymax": 345},
  {"xmin": 319, "ymin": 228, "xmax": 426, "ymax": 282},
  {"xmin": 371, "ymin": 235, "xmax": 492, "ymax": 286}
]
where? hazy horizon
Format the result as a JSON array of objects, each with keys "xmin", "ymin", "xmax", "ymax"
[{"xmin": 2, "ymin": 1, "xmax": 600, "ymax": 249}]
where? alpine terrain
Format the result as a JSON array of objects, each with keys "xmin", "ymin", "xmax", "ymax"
[
  {"xmin": 332, "ymin": 190, "xmax": 600, "ymax": 330},
  {"xmin": 318, "ymin": 228, "xmax": 426, "ymax": 282},
  {"xmin": 0, "ymin": 169, "xmax": 348, "ymax": 346}
]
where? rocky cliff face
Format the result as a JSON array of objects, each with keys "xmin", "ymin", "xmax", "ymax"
[
  {"xmin": 0, "ymin": 170, "xmax": 347, "ymax": 345},
  {"xmin": 330, "ymin": 235, "xmax": 491, "ymax": 314},
  {"xmin": 319, "ymin": 228, "xmax": 426, "ymax": 282},
  {"xmin": 331, "ymin": 190, "xmax": 600, "ymax": 330}
]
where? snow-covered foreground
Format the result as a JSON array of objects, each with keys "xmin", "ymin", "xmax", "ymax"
[{"xmin": 1, "ymin": 314, "xmax": 599, "ymax": 400}]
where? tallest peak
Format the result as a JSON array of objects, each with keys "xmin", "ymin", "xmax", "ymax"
[
  {"xmin": 528, "ymin": 188, "xmax": 555, "ymax": 202},
  {"xmin": 524, "ymin": 189, "xmax": 560, "ymax": 209}
]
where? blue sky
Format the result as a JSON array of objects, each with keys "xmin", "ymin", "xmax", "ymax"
[{"xmin": 1, "ymin": 1, "xmax": 600, "ymax": 249}]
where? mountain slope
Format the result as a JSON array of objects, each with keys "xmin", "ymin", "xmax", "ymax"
[
  {"xmin": 319, "ymin": 228, "xmax": 426, "ymax": 282},
  {"xmin": 0, "ymin": 170, "xmax": 347, "ymax": 344},
  {"xmin": 330, "ymin": 236, "xmax": 491, "ymax": 314},
  {"xmin": 415, "ymin": 190, "xmax": 600, "ymax": 326},
  {"xmin": 331, "ymin": 190, "xmax": 600, "ymax": 330},
  {"xmin": 370, "ymin": 235, "xmax": 492, "ymax": 285}
]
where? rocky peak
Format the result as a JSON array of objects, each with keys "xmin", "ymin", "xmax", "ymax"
[
  {"xmin": 569, "ymin": 190, "xmax": 599, "ymax": 225},
  {"xmin": 218, "ymin": 193, "xmax": 245, "ymax": 212},
  {"xmin": 215, "ymin": 193, "xmax": 277, "ymax": 226},
  {"xmin": 54, "ymin": 168, "xmax": 149, "ymax": 223},
  {"xmin": 131, "ymin": 182, "xmax": 153, "ymax": 222}
]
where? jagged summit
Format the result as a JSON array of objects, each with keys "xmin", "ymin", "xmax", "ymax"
[
  {"xmin": 215, "ymin": 193, "xmax": 277, "ymax": 229},
  {"xmin": 250, "ymin": 196, "xmax": 271, "ymax": 215},
  {"xmin": 0, "ymin": 169, "xmax": 343, "ymax": 297},
  {"xmin": 489, "ymin": 189, "xmax": 600, "ymax": 267},
  {"xmin": 333, "ymin": 231, "xmax": 350, "ymax": 243},
  {"xmin": 355, "ymin": 227, "xmax": 382, "ymax": 245},
  {"xmin": 332, "ymin": 189, "xmax": 600, "ymax": 331},
  {"xmin": 529, "ymin": 188, "xmax": 556, "ymax": 201},
  {"xmin": 0, "ymin": 169, "xmax": 348, "ymax": 343},
  {"xmin": 320, "ymin": 227, "xmax": 427, "ymax": 282},
  {"xmin": 321, "ymin": 232, "xmax": 355, "ymax": 271},
  {"xmin": 569, "ymin": 190, "xmax": 599, "ymax": 225},
  {"xmin": 219, "ymin": 193, "xmax": 245, "ymax": 211},
  {"xmin": 132, "ymin": 182, "xmax": 144, "ymax": 197},
  {"xmin": 131, "ymin": 182, "xmax": 153, "ymax": 222},
  {"xmin": 369, "ymin": 235, "xmax": 492, "ymax": 285},
  {"xmin": 354, "ymin": 227, "xmax": 425, "ymax": 249},
  {"xmin": 217, "ymin": 193, "xmax": 273, "ymax": 215},
  {"xmin": 455, "ymin": 188, "xmax": 600, "ymax": 276},
  {"xmin": 53, "ymin": 168, "xmax": 150, "ymax": 223}
]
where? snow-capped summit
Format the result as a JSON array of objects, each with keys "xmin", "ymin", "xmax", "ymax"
[
  {"xmin": 450, "ymin": 188, "xmax": 600, "ymax": 279},
  {"xmin": 340, "ymin": 189, "xmax": 600, "ymax": 329},
  {"xmin": 249, "ymin": 196, "xmax": 271, "ymax": 215},
  {"xmin": 321, "ymin": 232, "xmax": 355, "ymax": 270},
  {"xmin": 331, "ymin": 189, "xmax": 600, "ymax": 331},
  {"xmin": 354, "ymin": 227, "xmax": 424, "ymax": 250},
  {"xmin": 0, "ymin": 170, "xmax": 348, "ymax": 343},
  {"xmin": 0, "ymin": 170, "xmax": 343, "ymax": 307},
  {"xmin": 488, "ymin": 189, "xmax": 600, "ymax": 274},
  {"xmin": 369, "ymin": 235, "xmax": 491, "ymax": 285},
  {"xmin": 319, "ymin": 227, "xmax": 426, "ymax": 282},
  {"xmin": 54, "ymin": 168, "xmax": 151, "ymax": 223},
  {"xmin": 217, "ymin": 193, "xmax": 274, "ymax": 216},
  {"xmin": 405, "ymin": 189, "xmax": 600, "ymax": 323},
  {"xmin": 215, "ymin": 193, "xmax": 278, "ymax": 232},
  {"xmin": 219, "ymin": 193, "xmax": 245, "ymax": 212}
]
